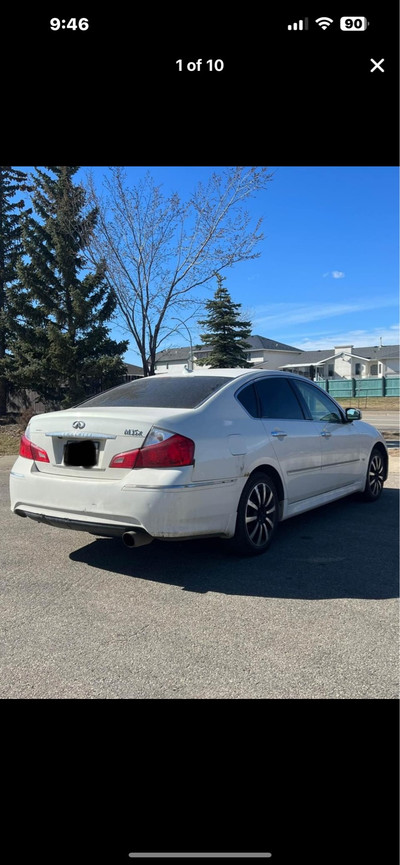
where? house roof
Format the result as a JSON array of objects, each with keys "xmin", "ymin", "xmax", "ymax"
[
  {"xmin": 248, "ymin": 334, "xmax": 300, "ymax": 351},
  {"xmin": 155, "ymin": 347, "xmax": 194, "ymax": 362},
  {"xmin": 278, "ymin": 344, "xmax": 399, "ymax": 368},
  {"xmin": 124, "ymin": 362, "xmax": 144, "ymax": 376},
  {"xmin": 278, "ymin": 349, "xmax": 335, "ymax": 366},
  {"xmin": 155, "ymin": 340, "xmax": 399, "ymax": 366},
  {"xmin": 155, "ymin": 334, "xmax": 300, "ymax": 362},
  {"xmin": 352, "ymin": 345, "xmax": 399, "ymax": 360}
]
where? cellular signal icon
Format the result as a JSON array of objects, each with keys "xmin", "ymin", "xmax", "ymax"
[
  {"xmin": 287, "ymin": 17, "xmax": 309, "ymax": 30},
  {"xmin": 315, "ymin": 17, "xmax": 334, "ymax": 29}
]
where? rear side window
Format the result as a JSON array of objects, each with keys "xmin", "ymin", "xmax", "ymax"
[
  {"xmin": 77, "ymin": 376, "xmax": 234, "ymax": 409},
  {"xmin": 255, "ymin": 378, "xmax": 304, "ymax": 419},
  {"xmin": 237, "ymin": 383, "xmax": 259, "ymax": 417}
]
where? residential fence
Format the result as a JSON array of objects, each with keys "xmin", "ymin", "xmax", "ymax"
[{"xmin": 315, "ymin": 376, "xmax": 400, "ymax": 398}]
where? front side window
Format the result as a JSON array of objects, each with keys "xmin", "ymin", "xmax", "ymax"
[
  {"xmin": 255, "ymin": 378, "xmax": 304, "ymax": 420},
  {"xmin": 293, "ymin": 379, "xmax": 343, "ymax": 423}
]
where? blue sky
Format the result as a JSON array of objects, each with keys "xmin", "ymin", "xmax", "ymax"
[{"xmin": 18, "ymin": 166, "xmax": 399, "ymax": 365}]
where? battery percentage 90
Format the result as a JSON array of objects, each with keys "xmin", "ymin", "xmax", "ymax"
[{"xmin": 340, "ymin": 17, "xmax": 369, "ymax": 31}]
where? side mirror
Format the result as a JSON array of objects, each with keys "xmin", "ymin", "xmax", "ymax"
[{"xmin": 346, "ymin": 407, "xmax": 362, "ymax": 422}]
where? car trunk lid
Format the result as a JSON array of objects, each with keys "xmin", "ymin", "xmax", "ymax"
[{"xmin": 25, "ymin": 407, "xmax": 168, "ymax": 478}]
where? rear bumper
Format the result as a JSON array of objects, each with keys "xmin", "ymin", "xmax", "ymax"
[
  {"xmin": 10, "ymin": 457, "xmax": 241, "ymax": 539},
  {"xmin": 14, "ymin": 508, "xmax": 139, "ymax": 538}
]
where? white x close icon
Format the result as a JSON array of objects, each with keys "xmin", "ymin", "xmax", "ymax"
[{"xmin": 370, "ymin": 58, "xmax": 385, "ymax": 72}]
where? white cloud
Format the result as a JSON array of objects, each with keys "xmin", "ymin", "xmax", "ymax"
[
  {"xmin": 332, "ymin": 271, "xmax": 345, "ymax": 279},
  {"xmin": 251, "ymin": 297, "xmax": 397, "ymax": 329},
  {"xmin": 292, "ymin": 324, "xmax": 400, "ymax": 351}
]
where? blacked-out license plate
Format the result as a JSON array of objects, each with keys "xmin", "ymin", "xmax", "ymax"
[{"xmin": 64, "ymin": 440, "xmax": 99, "ymax": 467}]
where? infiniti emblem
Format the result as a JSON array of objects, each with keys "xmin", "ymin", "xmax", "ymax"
[{"xmin": 72, "ymin": 420, "xmax": 86, "ymax": 429}]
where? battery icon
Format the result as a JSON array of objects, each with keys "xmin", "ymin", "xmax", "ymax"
[{"xmin": 340, "ymin": 16, "xmax": 369, "ymax": 30}]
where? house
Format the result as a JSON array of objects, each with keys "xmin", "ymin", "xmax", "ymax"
[
  {"xmin": 154, "ymin": 335, "xmax": 300, "ymax": 373},
  {"xmin": 276, "ymin": 344, "xmax": 400, "ymax": 380},
  {"xmin": 122, "ymin": 362, "xmax": 144, "ymax": 381},
  {"xmin": 241, "ymin": 335, "xmax": 301, "ymax": 367},
  {"xmin": 154, "ymin": 347, "xmax": 195, "ymax": 374},
  {"xmin": 154, "ymin": 337, "xmax": 399, "ymax": 381}
]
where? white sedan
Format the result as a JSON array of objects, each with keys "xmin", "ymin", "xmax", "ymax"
[{"xmin": 9, "ymin": 370, "xmax": 388, "ymax": 555}]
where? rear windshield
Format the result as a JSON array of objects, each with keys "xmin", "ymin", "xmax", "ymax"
[{"xmin": 78, "ymin": 376, "xmax": 234, "ymax": 409}]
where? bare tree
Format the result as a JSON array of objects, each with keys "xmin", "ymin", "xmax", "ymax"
[{"xmin": 85, "ymin": 166, "xmax": 273, "ymax": 375}]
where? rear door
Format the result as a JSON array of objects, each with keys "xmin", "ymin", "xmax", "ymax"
[{"xmin": 255, "ymin": 377, "xmax": 323, "ymax": 505}]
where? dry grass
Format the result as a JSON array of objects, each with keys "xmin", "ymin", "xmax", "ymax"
[
  {"xmin": 0, "ymin": 424, "xmax": 21, "ymax": 456},
  {"xmin": 0, "ymin": 410, "xmax": 38, "ymax": 456}
]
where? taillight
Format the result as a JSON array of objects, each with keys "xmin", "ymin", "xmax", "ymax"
[
  {"xmin": 109, "ymin": 428, "xmax": 195, "ymax": 469},
  {"xmin": 137, "ymin": 432, "xmax": 194, "ymax": 468},
  {"xmin": 109, "ymin": 449, "xmax": 140, "ymax": 469},
  {"xmin": 19, "ymin": 433, "xmax": 50, "ymax": 463}
]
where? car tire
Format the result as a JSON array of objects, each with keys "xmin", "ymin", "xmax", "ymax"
[
  {"xmin": 362, "ymin": 447, "xmax": 385, "ymax": 501},
  {"xmin": 231, "ymin": 471, "xmax": 279, "ymax": 556}
]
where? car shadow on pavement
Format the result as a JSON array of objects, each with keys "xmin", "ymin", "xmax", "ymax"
[{"xmin": 69, "ymin": 489, "xmax": 399, "ymax": 599}]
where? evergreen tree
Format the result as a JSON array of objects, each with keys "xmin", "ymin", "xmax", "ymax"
[
  {"xmin": 197, "ymin": 274, "xmax": 252, "ymax": 368},
  {"xmin": 9, "ymin": 167, "xmax": 128, "ymax": 407},
  {"xmin": 0, "ymin": 167, "xmax": 32, "ymax": 414}
]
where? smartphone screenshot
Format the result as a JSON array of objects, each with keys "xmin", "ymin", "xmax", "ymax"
[{"xmin": 2, "ymin": 7, "xmax": 399, "ymax": 865}]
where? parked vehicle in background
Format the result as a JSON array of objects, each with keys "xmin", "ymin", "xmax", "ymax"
[{"xmin": 9, "ymin": 370, "xmax": 388, "ymax": 555}]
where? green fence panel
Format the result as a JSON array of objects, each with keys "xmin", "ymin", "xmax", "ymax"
[
  {"xmin": 314, "ymin": 377, "xmax": 400, "ymax": 397},
  {"xmin": 327, "ymin": 379, "xmax": 354, "ymax": 398},
  {"xmin": 384, "ymin": 376, "xmax": 400, "ymax": 396},
  {"xmin": 355, "ymin": 378, "xmax": 384, "ymax": 397}
]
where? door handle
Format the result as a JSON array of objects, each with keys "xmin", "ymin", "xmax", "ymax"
[
  {"xmin": 320, "ymin": 431, "xmax": 332, "ymax": 438},
  {"xmin": 271, "ymin": 430, "xmax": 288, "ymax": 438}
]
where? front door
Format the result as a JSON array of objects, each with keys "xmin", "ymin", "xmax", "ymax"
[{"xmin": 291, "ymin": 378, "xmax": 362, "ymax": 492}]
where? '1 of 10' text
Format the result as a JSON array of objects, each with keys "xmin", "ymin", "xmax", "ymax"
[{"xmin": 176, "ymin": 59, "xmax": 224, "ymax": 72}]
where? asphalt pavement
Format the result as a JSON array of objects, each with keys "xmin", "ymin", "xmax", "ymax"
[
  {"xmin": 1, "ymin": 452, "xmax": 398, "ymax": 699},
  {"xmin": 360, "ymin": 410, "xmax": 399, "ymax": 434}
]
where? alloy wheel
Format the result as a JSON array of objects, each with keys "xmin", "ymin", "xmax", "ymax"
[
  {"xmin": 245, "ymin": 480, "xmax": 276, "ymax": 546},
  {"xmin": 368, "ymin": 452, "xmax": 385, "ymax": 498}
]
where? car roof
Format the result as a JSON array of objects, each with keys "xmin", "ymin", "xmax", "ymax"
[{"xmin": 156, "ymin": 369, "xmax": 292, "ymax": 379}]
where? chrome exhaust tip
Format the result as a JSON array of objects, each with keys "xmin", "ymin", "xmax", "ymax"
[{"xmin": 122, "ymin": 530, "xmax": 153, "ymax": 549}]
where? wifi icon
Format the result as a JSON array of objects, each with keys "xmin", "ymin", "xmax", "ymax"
[{"xmin": 315, "ymin": 17, "xmax": 334, "ymax": 29}]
